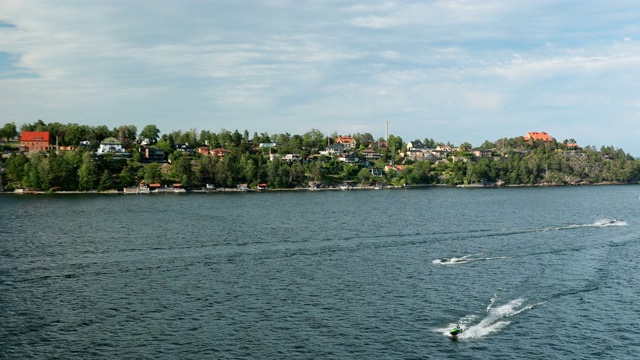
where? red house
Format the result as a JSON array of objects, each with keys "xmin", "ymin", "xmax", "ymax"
[
  {"xmin": 210, "ymin": 148, "xmax": 231, "ymax": 158},
  {"xmin": 20, "ymin": 131, "xmax": 52, "ymax": 152},
  {"xmin": 524, "ymin": 131, "xmax": 553, "ymax": 143}
]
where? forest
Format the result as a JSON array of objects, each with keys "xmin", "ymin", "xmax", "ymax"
[{"xmin": 1, "ymin": 120, "xmax": 639, "ymax": 192}]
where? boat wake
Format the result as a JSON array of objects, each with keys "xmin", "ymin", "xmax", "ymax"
[
  {"xmin": 439, "ymin": 295, "xmax": 545, "ymax": 340},
  {"xmin": 558, "ymin": 219, "xmax": 627, "ymax": 230},
  {"xmin": 433, "ymin": 253, "xmax": 507, "ymax": 266}
]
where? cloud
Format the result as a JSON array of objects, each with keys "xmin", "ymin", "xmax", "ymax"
[{"xmin": 1, "ymin": 1, "xmax": 640, "ymax": 155}]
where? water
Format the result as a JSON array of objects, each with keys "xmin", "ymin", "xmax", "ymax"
[{"xmin": 1, "ymin": 186, "xmax": 639, "ymax": 359}]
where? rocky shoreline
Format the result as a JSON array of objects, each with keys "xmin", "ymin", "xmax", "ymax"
[{"xmin": 1, "ymin": 181, "xmax": 635, "ymax": 195}]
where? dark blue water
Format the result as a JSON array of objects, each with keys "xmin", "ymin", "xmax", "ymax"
[{"xmin": 1, "ymin": 186, "xmax": 639, "ymax": 359}]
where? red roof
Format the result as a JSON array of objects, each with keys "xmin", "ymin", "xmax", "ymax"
[
  {"xmin": 20, "ymin": 131, "xmax": 50, "ymax": 142},
  {"xmin": 335, "ymin": 135, "xmax": 356, "ymax": 144},
  {"xmin": 524, "ymin": 131, "xmax": 552, "ymax": 142}
]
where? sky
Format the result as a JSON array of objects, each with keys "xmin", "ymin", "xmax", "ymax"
[{"xmin": 1, "ymin": 1, "xmax": 640, "ymax": 155}]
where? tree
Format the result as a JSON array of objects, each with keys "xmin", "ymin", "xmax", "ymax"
[
  {"xmin": 116, "ymin": 125, "xmax": 137, "ymax": 145},
  {"xmin": 459, "ymin": 142, "xmax": 473, "ymax": 151},
  {"xmin": 144, "ymin": 163, "xmax": 163, "ymax": 184},
  {"xmin": 140, "ymin": 124, "xmax": 160, "ymax": 145},
  {"xmin": 387, "ymin": 134, "xmax": 403, "ymax": 163},
  {"xmin": 22, "ymin": 153, "xmax": 48, "ymax": 190},
  {"xmin": 0, "ymin": 122, "xmax": 18, "ymax": 142},
  {"xmin": 47, "ymin": 150, "xmax": 80, "ymax": 190},
  {"xmin": 356, "ymin": 167, "xmax": 372, "ymax": 185},
  {"xmin": 91, "ymin": 125, "xmax": 113, "ymax": 141},
  {"xmin": 78, "ymin": 152, "xmax": 96, "ymax": 190},
  {"xmin": 63, "ymin": 124, "xmax": 91, "ymax": 146},
  {"xmin": 3, "ymin": 153, "xmax": 29, "ymax": 188},
  {"xmin": 98, "ymin": 170, "xmax": 115, "ymax": 191}
]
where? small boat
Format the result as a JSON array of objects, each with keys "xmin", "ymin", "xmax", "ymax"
[{"xmin": 450, "ymin": 326, "xmax": 463, "ymax": 337}]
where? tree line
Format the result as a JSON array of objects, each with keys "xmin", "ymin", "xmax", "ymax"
[{"xmin": 1, "ymin": 120, "xmax": 639, "ymax": 192}]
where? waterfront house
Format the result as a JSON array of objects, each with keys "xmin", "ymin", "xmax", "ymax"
[{"xmin": 20, "ymin": 131, "xmax": 52, "ymax": 152}]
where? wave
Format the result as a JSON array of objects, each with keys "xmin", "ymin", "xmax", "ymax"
[
  {"xmin": 439, "ymin": 295, "xmax": 545, "ymax": 340},
  {"xmin": 433, "ymin": 253, "xmax": 507, "ymax": 266}
]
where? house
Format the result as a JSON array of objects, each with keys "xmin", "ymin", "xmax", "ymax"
[
  {"xmin": 370, "ymin": 168, "xmax": 384, "ymax": 177},
  {"xmin": 370, "ymin": 141, "xmax": 388, "ymax": 149},
  {"xmin": 97, "ymin": 137, "xmax": 126, "ymax": 155},
  {"xmin": 257, "ymin": 183, "xmax": 268, "ymax": 191},
  {"xmin": 20, "ymin": 131, "xmax": 52, "ymax": 152},
  {"xmin": 385, "ymin": 164, "xmax": 404, "ymax": 175},
  {"xmin": 406, "ymin": 148, "xmax": 426, "ymax": 160},
  {"xmin": 198, "ymin": 146, "xmax": 210, "ymax": 155},
  {"xmin": 361, "ymin": 149, "xmax": 382, "ymax": 162},
  {"xmin": 472, "ymin": 149, "xmax": 493, "ymax": 157},
  {"xmin": 428, "ymin": 149, "xmax": 448, "ymax": 159},
  {"xmin": 281, "ymin": 153, "xmax": 302, "ymax": 161},
  {"xmin": 524, "ymin": 131, "xmax": 553, "ymax": 142},
  {"xmin": 436, "ymin": 145, "xmax": 456, "ymax": 152},
  {"xmin": 338, "ymin": 152, "xmax": 359, "ymax": 163},
  {"xmin": 335, "ymin": 135, "xmax": 357, "ymax": 149},
  {"xmin": 175, "ymin": 144, "xmax": 195, "ymax": 154},
  {"xmin": 139, "ymin": 146, "xmax": 165, "ymax": 162},
  {"xmin": 406, "ymin": 140, "xmax": 424, "ymax": 150},
  {"xmin": 321, "ymin": 144, "xmax": 344, "ymax": 156},
  {"xmin": 210, "ymin": 148, "xmax": 231, "ymax": 158}
]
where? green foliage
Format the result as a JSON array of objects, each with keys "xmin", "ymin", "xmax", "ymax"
[
  {"xmin": 140, "ymin": 124, "xmax": 161, "ymax": 145},
  {"xmin": 0, "ymin": 122, "xmax": 18, "ymax": 142},
  {"xmin": 78, "ymin": 152, "xmax": 96, "ymax": 191},
  {"xmin": 144, "ymin": 163, "xmax": 163, "ymax": 184},
  {"xmin": 2, "ymin": 124, "xmax": 640, "ymax": 192}
]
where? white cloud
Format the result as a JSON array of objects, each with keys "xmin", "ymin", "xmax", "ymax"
[{"xmin": 1, "ymin": 1, "xmax": 640, "ymax": 154}]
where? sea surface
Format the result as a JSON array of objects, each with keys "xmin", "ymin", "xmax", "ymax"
[{"xmin": 1, "ymin": 186, "xmax": 640, "ymax": 359}]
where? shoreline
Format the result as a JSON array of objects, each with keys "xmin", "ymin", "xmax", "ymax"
[{"xmin": 1, "ymin": 181, "xmax": 635, "ymax": 195}]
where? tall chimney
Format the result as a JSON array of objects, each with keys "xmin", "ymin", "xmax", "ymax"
[{"xmin": 385, "ymin": 121, "xmax": 388, "ymax": 141}]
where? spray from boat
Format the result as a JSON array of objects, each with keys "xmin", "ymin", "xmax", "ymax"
[
  {"xmin": 433, "ymin": 253, "xmax": 507, "ymax": 265},
  {"xmin": 439, "ymin": 295, "xmax": 545, "ymax": 340}
]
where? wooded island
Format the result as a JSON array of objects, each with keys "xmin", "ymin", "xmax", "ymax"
[{"xmin": 1, "ymin": 120, "xmax": 638, "ymax": 193}]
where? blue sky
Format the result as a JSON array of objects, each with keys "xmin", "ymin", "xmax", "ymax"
[{"xmin": 2, "ymin": 1, "xmax": 640, "ymax": 155}]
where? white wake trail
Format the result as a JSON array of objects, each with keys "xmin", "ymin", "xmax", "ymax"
[
  {"xmin": 433, "ymin": 253, "xmax": 507, "ymax": 266},
  {"xmin": 440, "ymin": 295, "xmax": 545, "ymax": 340}
]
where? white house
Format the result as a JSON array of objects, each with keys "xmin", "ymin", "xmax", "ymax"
[
  {"xmin": 97, "ymin": 137, "xmax": 125, "ymax": 155},
  {"xmin": 281, "ymin": 153, "xmax": 302, "ymax": 161}
]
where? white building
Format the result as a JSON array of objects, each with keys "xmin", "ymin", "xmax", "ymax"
[{"xmin": 97, "ymin": 137, "xmax": 125, "ymax": 155}]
